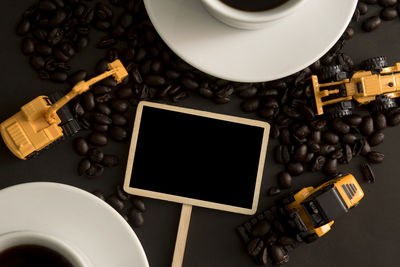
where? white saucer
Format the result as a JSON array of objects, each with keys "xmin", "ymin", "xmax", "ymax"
[
  {"xmin": 144, "ymin": 0, "xmax": 357, "ymax": 82},
  {"xmin": 0, "ymin": 182, "xmax": 149, "ymax": 267}
]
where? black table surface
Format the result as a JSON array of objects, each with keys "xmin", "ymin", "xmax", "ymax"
[{"xmin": 1, "ymin": 1, "xmax": 400, "ymax": 267}]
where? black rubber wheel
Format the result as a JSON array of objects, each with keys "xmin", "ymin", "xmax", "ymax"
[
  {"xmin": 62, "ymin": 119, "xmax": 81, "ymax": 137},
  {"xmin": 324, "ymin": 100, "xmax": 353, "ymax": 119},
  {"xmin": 370, "ymin": 94, "xmax": 398, "ymax": 112},
  {"xmin": 319, "ymin": 65, "xmax": 348, "ymax": 82},
  {"xmin": 303, "ymin": 233, "xmax": 319, "ymax": 244},
  {"xmin": 363, "ymin": 56, "xmax": 388, "ymax": 72}
]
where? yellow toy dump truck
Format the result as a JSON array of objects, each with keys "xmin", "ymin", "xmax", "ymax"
[
  {"xmin": 0, "ymin": 60, "xmax": 128, "ymax": 160},
  {"xmin": 282, "ymin": 174, "xmax": 364, "ymax": 243},
  {"xmin": 312, "ymin": 56, "xmax": 400, "ymax": 118}
]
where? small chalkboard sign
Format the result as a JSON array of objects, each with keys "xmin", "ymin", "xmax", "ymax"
[{"xmin": 123, "ymin": 101, "xmax": 270, "ymax": 266}]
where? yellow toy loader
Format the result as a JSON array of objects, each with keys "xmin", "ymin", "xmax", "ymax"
[
  {"xmin": 0, "ymin": 60, "xmax": 128, "ymax": 160},
  {"xmin": 312, "ymin": 56, "xmax": 400, "ymax": 118}
]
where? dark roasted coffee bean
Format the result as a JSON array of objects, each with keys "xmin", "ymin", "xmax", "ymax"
[
  {"xmin": 270, "ymin": 124, "xmax": 280, "ymax": 139},
  {"xmin": 111, "ymin": 99, "xmax": 129, "ymax": 113},
  {"xmin": 287, "ymin": 162, "xmax": 304, "ymax": 176},
  {"xmin": 360, "ymin": 139, "xmax": 371, "ymax": 156},
  {"xmin": 308, "ymin": 141, "xmax": 320, "ymax": 153},
  {"xmin": 259, "ymin": 247, "xmax": 268, "ymax": 265},
  {"xmin": 264, "ymin": 233, "xmax": 277, "ymax": 246},
  {"xmin": 241, "ymin": 98, "xmax": 259, "ymax": 112},
  {"xmin": 130, "ymin": 198, "xmax": 145, "ymax": 213},
  {"xmin": 388, "ymin": 112, "xmax": 400, "ymax": 126},
  {"xmin": 342, "ymin": 144, "xmax": 353, "ymax": 163},
  {"xmin": 116, "ymin": 185, "xmax": 129, "ymax": 201},
  {"xmin": 173, "ymin": 91, "xmax": 189, "ymax": 102},
  {"xmin": 363, "ymin": 0, "xmax": 377, "ymax": 3},
  {"xmin": 117, "ymin": 85, "xmax": 134, "ymax": 99},
  {"xmin": 310, "ymin": 131, "xmax": 321, "ymax": 143},
  {"xmin": 93, "ymin": 85, "xmax": 112, "ymax": 95},
  {"xmin": 362, "ymin": 16, "xmax": 381, "ymax": 32},
  {"xmin": 280, "ymin": 128, "xmax": 291, "ymax": 145},
  {"xmin": 73, "ymin": 102, "xmax": 84, "ymax": 117},
  {"xmin": 21, "ymin": 37, "xmax": 35, "ymax": 55},
  {"xmin": 374, "ymin": 112, "xmax": 387, "ymax": 130},
  {"xmin": 358, "ymin": 2, "xmax": 368, "ymax": 15},
  {"xmin": 109, "ymin": 126, "xmax": 128, "ymax": 142},
  {"xmin": 324, "ymin": 158, "xmax": 337, "ymax": 175},
  {"xmin": 239, "ymin": 87, "xmax": 258, "ymax": 98},
  {"xmin": 39, "ymin": 0, "xmax": 57, "ymax": 11},
  {"xmin": 360, "ymin": 163, "xmax": 375, "ymax": 183},
  {"xmin": 30, "ymin": 56, "xmax": 45, "ymax": 70},
  {"xmin": 283, "ymin": 105, "xmax": 301, "ymax": 118},
  {"xmin": 102, "ymin": 77, "xmax": 118, "ymax": 87},
  {"xmin": 88, "ymin": 148, "xmax": 104, "ymax": 163},
  {"xmin": 111, "ymin": 25, "xmax": 125, "ymax": 38},
  {"xmin": 198, "ymin": 87, "xmax": 214, "ymax": 98},
  {"xmin": 277, "ymin": 236, "xmax": 295, "ymax": 246},
  {"xmin": 106, "ymin": 48, "xmax": 119, "ymax": 62},
  {"xmin": 74, "ymin": 137, "xmax": 89, "ymax": 156},
  {"xmin": 369, "ymin": 130, "xmax": 384, "ymax": 146},
  {"xmin": 361, "ymin": 116, "xmax": 374, "ymax": 135},
  {"xmin": 96, "ymin": 103, "xmax": 111, "ymax": 115},
  {"xmin": 258, "ymin": 88, "xmax": 278, "ymax": 97},
  {"xmin": 130, "ymin": 67, "xmax": 142, "ymax": 84},
  {"xmin": 94, "ymin": 113, "xmax": 112, "ymax": 125},
  {"xmin": 342, "ymin": 26, "xmax": 355, "ymax": 40},
  {"xmin": 310, "ymin": 118, "xmax": 326, "ymax": 131},
  {"xmin": 263, "ymin": 96, "xmax": 279, "ymax": 109},
  {"xmin": 134, "ymin": 48, "xmax": 147, "ymax": 63},
  {"xmin": 323, "ymin": 131, "xmax": 339, "ymax": 145},
  {"xmin": 111, "ymin": 113, "xmax": 128, "ymax": 126},
  {"xmin": 95, "ymin": 93, "xmax": 113, "ymax": 103},
  {"xmin": 82, "ymin": 92, "xmax": 95, "ymax": 111},
  {"xmin": 299, "ymin": 104, "xmax": 315, "ymax": 120},
  {"xmin": 90, "ymin": 163, "xmax": 104, "ymax": 177},
  {"xmin": 165, "ymin": 69, "xmax": 181, "ymax": 80},
  {"xmin": 319, "ymin": 144, "xmax": 335, "ymax": 155},
  {"xmin": 33, "ymin": 28, "xmax": 48, "ymax": 41},
  {"xmin": 80, "ymin": 8, "xmax": 94, "ymax": 25},
  {"xmin": 380, "ymin": 7, "xmax": 398, "ymax": 20},
  {"xmin": 294, "ymin": 144, "xmax": 307, "ymax": 162},
  {"xmin": 347, "ymin": 114, "xmax": 362, "ymax": 126},
  {"xmin": 247, "ymin": 238, "xmax": 264, "ymax": 256},
  {"xmin": 102, "ymin": 154, "xmax": 119, "ymax": 167},
  {"xmin": 49, "ymin": 9, "xmax": 66, "ymax": 27},
  {"xmin": 89, "ymin": 132, "xmax": 108, "ymax": 146},
  {"xmin": 16, "ymin": 19, "xmax": 30, "ymax": 36},
  {"xmin": 181, "ymin": 78, "xmax": 199, "ymax": 91},
  {"xmin": 311, "ymin": 155, "xmax": 326, "ymax": 172},
  {"xmin": 78, "ymin": 158, "xmax": 91, "ymax": 176},
  {"xmin": 92, "ymin": 123, "xmax": 108, "ymax": 132},
  {"xmin": 96, "ymin": 59, "xmax": 109, "ymax": 73},
  {"xmin": 144, "ymin": 75, "xmax": 166, "ymax": 87},
  {"xmin": 270, "ymin": 245, "xmax": 289, "ymax": 265},
  {"xmin": 278, "ymin": 172, "xmax": 292, "ymax": 189},
  {"xmin": 129, "ymin": 209, "xmax": 144, "ymax": 227},
  {"xmin": 368, "ymin": 151, "xmax": 384, "ymax": 163},
  {"xmin": 50, "ymin": 71, "xmax": 68, "ymax": 83},
  {"xmin": 258, "ymin": 107, "xmax": 275, "ymax": 120},
  {"xmin": 119, "ymin": 13, "xmax": 133, "ymax": 28},
  {"xmin": 48, "ymin": 28, "xmax": 64, "ymax": 46},
  {"xmin": 266, "ymin": 186, "xmax": 281, "ymax": 197},
  {"xmin": 379, "ymin": 0, "xmax": 397, "ymax": 7},
  {"xmin": 54, "ymin": 49, "xmax": 69, "ymax": 62},
  {"xmin": 96, "ymin": 3, "xmax": 113, "ymax": 19},
  {"xmin": 36, "ymin": 43, "xmax": 52, "ymax": 56},
  {"xmin": 342, "ymin": 133, "xmax": 357, "ymax": 145},
  {"xmin": 76, "ymin": 36, "xmax": 89, "ymax": 51},
  {"xmin": 92, "ymin": 190, "xmax": 105, "ymax": 201},
  {"xmin": 69, "ymin": 70, "xmax": 87, "ymax": 85},
  {"xmin": 331, "ymin": 148, "xmax": 343, "ymax": 159},
  {"xmin": 294, "ymin": 125, "xmax": 310, "ymax": 138},
  {"xmin": 252, "ymin": 220, "xmax": 271, "ymax": 237},
  {"xmin": 275, "ymin": 114, "xmax": 292, "ymax": 126},
  {"xmin": 95, "ymin": 20, "xmax": 111, "ymax": 31},
  {"xmin": 96, "ymin": 37, "xmax": 116, "ymax": 49},
  {"xmin": 107, "ymin": 195, "xmax": 124, "ymax": 212},
  {"xmin": 331, "ymin": 118, "xmax": 350, "ymax": 135}
]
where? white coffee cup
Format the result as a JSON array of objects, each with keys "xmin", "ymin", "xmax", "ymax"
[
  {"xmin": 201, "ymin": 0, "xmax": 308, "ymax": 30},
  {"xmin": 0, "ymin": 231, "xmax": 91, "ymax": 267}
]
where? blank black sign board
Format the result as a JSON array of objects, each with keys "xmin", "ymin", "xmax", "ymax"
[{"xmin": 123, "ymin": 101, "xmax": 270, "ymax": 266}]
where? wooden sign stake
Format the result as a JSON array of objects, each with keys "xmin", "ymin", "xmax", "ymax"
[{"xmin": 172, "ymin": 204, "xmax": 192, "ymax": 267}]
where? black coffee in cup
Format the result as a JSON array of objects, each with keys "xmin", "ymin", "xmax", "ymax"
[
  {"xmin": 0, "ymin": 245, "xmax": 73, "ymax": 267},
  {"xmin": 220, "ymin": 0, "xmax": 290, "ymax": 12}
]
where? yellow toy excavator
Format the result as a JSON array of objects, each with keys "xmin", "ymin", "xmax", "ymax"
[{"xmin": 0, "ymin": 59, "xmax": 128, "ymax": 160}]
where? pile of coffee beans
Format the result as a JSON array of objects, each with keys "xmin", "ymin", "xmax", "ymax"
[
  {"xmin": 355, "ymin": 0, "xmax": 400, "ymax": 32},
  {"xmin": 92, "ymin": 185, "xmax": 146, "ymax": 227}
]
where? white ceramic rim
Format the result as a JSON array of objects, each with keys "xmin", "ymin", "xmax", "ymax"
[
  {"xmin": 202, "ymin": 0, "xmax": 307, "ymax": 23},
  {"xmin": 0, "ymin": 230, "xmax": 89, "ymax": 267}
]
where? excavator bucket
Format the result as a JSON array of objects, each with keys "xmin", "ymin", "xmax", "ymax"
[{"xmin": 108, "ymin": 60, "xmax": 128, "ymax": 84}]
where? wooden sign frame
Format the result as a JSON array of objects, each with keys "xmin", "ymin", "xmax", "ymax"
[{"xmin": 123, "ymin": 101, "xmax": 270, "ymax": 215}]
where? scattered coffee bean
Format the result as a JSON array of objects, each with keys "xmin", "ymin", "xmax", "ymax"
[
  {"xmin": 88, "ymin": 148, "xmax": 104, "ymax": 163},
  {"xmin": 132, "ymin": 198, "xmax": 146, "ymax": 212},
  {"xmin": 116, "ymin": 185, "xmax": 129, "ymax": 201},
  {"xmin": 270, "ymin": 245, "xmax": 289, "ymax": 265},
  {"xmin": 111, "ymin": 99, "xmax": 129, "ymax": 113},
  {"xmin": 360, "ymin": 163, "xmax": 376, "ymax": 183},
  {"xmin": 69, "ymin": 70, "xmax": 87, "ymax": 85},
  {"xmin": 247, "ymin": 238, "xmax": 264, "ymax": 256},
  {"xmin": 89, "ymin": 132, "xmax": 108, "ymax": 146},
  {"xmin": 278, "ymin": 172, "xmax": 292, "ymax": 189},
  {"xmin": 92, "ymin": 190, "xmax": 105, "ymax": 201},
  {"xmin": 287, "ymin": 162, "xmax": 304, "ymax": 176},
  {"xmin": 252, "ymin": 220, "xmax": 271, "ymax": 237},
  {"xmin": 361, "ymin": 116, "xmax": 374, "ymax": 136},
  {"xmin": 362, "ymin": 16, "xmax": 381, "ymax": 32},
  {"xmin": 277, "ymin": 236, "xmax": 295, "ymax": 246},
  {"xmin": 259, "ymin": 247, "xmax": 268, "ymax": 265},
  {"xmin": 78, "ymin": 158, "xmax": 91, "ymax": 176},
  {"xmin": 380, "ymin": 7, "xmax": 398, "ymax": 20},
  {"xmin": 74, "ymin": 137, "xmax": 89, "ymax": 155},
  {"xmin": 129, "ymin": 209, "xmax": 145, "ymax": 227},
  {"xmin": 373, "ymin": 112, "xmax": 387, "ymax": 130},
  {"xmin": 82, "ymin": 92, "xmax": 95, "ymax": 111},
  {"xmin": 102, "ymin": 154, "xmax": 119, "ymax": 167},
  {"xmin": 388, "ymin": 112, "xmax": 400, "ymax": 126},
  {"xmin": 324, "ymin": 158, "xmax": 337, "ymax": 175},
  {"xmin": 107, "ymin": 195, "xmax": 124, "ymax": 212},
  {"xmin": 369, "ymin": 130, "xmax": 384, "ymax": 146},
  {"xmin": 367, "ymin": 151, "xmax": 384, "ymax": 163},
  {"xmin": 109, "ymin": 126, "xmax": 128, "ymax": 142}
]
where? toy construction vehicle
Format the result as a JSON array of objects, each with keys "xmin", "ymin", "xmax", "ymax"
[
  {"xmin": 312, "ymin": 56, "xmax": 400, "ymax": 118},
  {"xmin": 0, "ymin": 60, "xmax": 128, "ymax": 160},
  {"xmin": 282, "ymin": 174, "xmax": 364, "ymax": 243}
]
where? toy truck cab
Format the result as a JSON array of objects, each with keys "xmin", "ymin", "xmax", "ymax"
[{"xmin": 285, "ymin": 174, "xmax": 364, "ymax": 243}]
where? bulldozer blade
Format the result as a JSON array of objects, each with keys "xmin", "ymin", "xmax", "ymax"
[{"xmin": 108, "ymin": 60, "xmax": 128, "ymax": 83}]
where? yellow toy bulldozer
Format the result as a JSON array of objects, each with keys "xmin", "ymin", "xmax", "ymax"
[
  {"xmin": 312, "ymin": 56, "xmax": 400, "ymax": 118},
  {"xmin": 282, "ymin": 174, "xmax": 364, "ymax": 243},
  {"xmin": 0, "ymin": 60, "xmax": 128, "ymax": 160}
]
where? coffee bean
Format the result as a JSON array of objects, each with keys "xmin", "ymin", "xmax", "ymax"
[
  {"xmin": 102, "ymin": 154, "xmax": 119, "ymax": 167},
  {"xmin": 74, "ymin": 137, "xmax": 89, "ymax": 155},
  {"xmin": 111, "ymin": 99, "xmax": 129, "ymax": 113},
  {"xmin": 35, "ymin": 43, "xmax": 52, "ymax": 56},
  {"xmin": 131, "ymin": 198, "xmax": 146, "ymax": 212},
  {"xmin": 263, "ymin": 96, "xmax": 279, "ymax": 109},
  {"xmin": 96, "ymin": 37, "xmax": 116, "ymax": 49},
  {"xmin": 48, "ymin": 28, "xmax": 64, "ymax": 46},
  {"xmin": 134, "ymin": 47, "xmax": 147, "ymax": 62},
  {"xmin": 310, "ymin": 118, "xmax": 326, "ymax": 130},
  {"xmin": 259, "ymin": 247, "xmax": 268, "ymax": 265},
  {"xmin": 93, "ymin": 113, "xmax": 112, "ymax": 125},
  {"xmin": 330, "ymin": 118, "xmax": 350, "ymax": 135},
  {"xmin": 278, "ymin": 172, "xmax": 292, "ymax": 189},
  {"xmin": 116, "ymin": 185, "xmax": 129, "ymax": 201},
  {"xmin": 362, "ymin": 16, "xmax": 381, "ymax": 32},
  {"xmin": 144, "ymin": 75, "xmax": 166, "ymax": 87},
  {"xmin": 319, "ymin": 144, "xmax": 335, "ymax": 155},
  {"xmin": 69, "ymin": 70, "xmax": 87, "ymax": 85},
  {"xmin": 238, "ymin": 87, "xmax": 258, "ymax": 98},
  {"xmin": 324, "ymin": 158, "xmax": 337, "ymax": 175},
  {"xmin": 241, "ymin": 98, "xmax": 259, "ymax": 112},
  {"xmin": 96, "ymin": 3, "xmax": 113, "ymax": 20},
  {"xmin": 78, "ymin": 158, "xmax": 91, "ymax": 176},
  {"xmin": 21, "ymin": 37, "xmax": 35, "ymax": 55},
  {"xmin": 95, "ymin": 20, "xmax": 111, "ymax": 31},
  {"xmin": 76, "ymin": 36, "xmax": 89, "ymax": 51},
  {"xmin": 294, "ymin": 125, "xmax": 310, "ymax": 138},
  {"xmin": 39, "ymin": 0, "xmax": 57, "ymax": 11},
  {"xmin": 119, "ymin": 13, "xmax": 133, "ymax": 28},
  {"xmin": 95, "ymin": 93, "xmax": 113, "ymax": 103},
  {"xmin": 102, "ymin": 77, "xmax": 118, "ymax": 88},
  {"xmin": 379, "ymin": 0, "xmax": 397, "ymax": 7},
  {"xmin": 367, "ymin": 151, "xmax": 384, "ymax": 163},
  {"xmin": 30, "ymin": 55, "xmax": 45, "ymax": 70},
  {"xmin": 50, "ymin": 71, "xmax": 68, "ymax": 83},
  {"xmin": 82, "ymin": 92, "xmax": 95, "ymax": 111},
  {"xmin": 268, "ymin": 186, "xmax": 281, "ymax": 196},
  {"xmin": 54, "ymin": 49, "xmax": 70, "ymax": 62},
  {"xmin": 380, "ymin": 7, "xmax": 398, "ymax": 20},
  {"xmin": 280, "ymin": 128, "xmax": 291, "ymax": 145},
  {"xmin": 89, "ymin": 132, "xmax": 108, "ymax": 146},
  {"xmin": 341, "ymin": 133, "xmax": 357, "ymax": 145},
  {"xmin": 342, "ymin": 26, "xmax": 355, "ymax": 40},
  {"xmin": 80, "ymin": 8, "xmax": 94, "ymax": 25},
  {"xmin": 294, "ymin": 144, "xmax": 307, "ymax": 162},
  {"xmin": 308, "ymin": 141, "xmax": 320, "ymax": 153},
  {"xmin": 331, "ymin": 148, "xmax": 343, "ymax": 160},
  {"xmin": 109, "ymin": 126, "xmax": 128, "ymax": 142},
  {"xmin": 275, "ymin": 145, "xmax": 289, "ymax": 164},
  {"xmin": 198, "ymin": 87, "xmax": 214, "ymax": 98},
  {"xmin": 270, "ymin": 245, "xmax": 289, "ymax": 265},
  {"xmin": 299, "ymin": 104, "xmax": 315, "ymax": 120},
  {"xmin": 181, "ymin": 77, "xmax": 199, "ymax": 91},
  {"xmin": 247, "ymin": 238, "xmax": 264, "ymax": 256},
  {"xmin": 360, "ymin": 139, "xmax": 372, "ymax": 156},
  {"xmin": 361, "ymin": 116, "xmax": 374, "ymax": 135},
  {"xmin": 252, "ymin": 220, "xmax": 271, "ymax": 237},
  {"xmin": 283, "ymin": 105, "xmax": 301, "ymax": 118},
  {"xmin": 360, "ymin": 163, "xmax": 376, "ymax": 183},
  {"xmin": 129, "ymin": 209, "xmax": 144, "ymax": 227},
  {"xmin": 107, "ymin": 195, "xmax": 124, "ymax": 212},
  {"xmin": 111, "ymin": 25, "xmax": 125, "ymax": 38},
  {"xmin": 277, "ymin": 236, "xmax": 295, "ymax": 246},
  {"xmin": 388, "ymin": 112, "xmax": 400, "ymax": 126},
  {"xmin": 287, "ymin": 162, "xmax": 304, "ymax": 176},
  {"xmin": 95, "ymin": 103, "xmax": 111, "ymax": 115},
  {"xmin": 92, "ymin": 123, "xmax": 108, "ymax": 132},
  {"xmin": 323, "ymin": 131, "xmax": 339, "ymax": 145},
  {"xmin": 73, "ymin": 102, "xmax": 84, "ymax": 117},
  {"xmin": 343, "ymin": 144, "xmax": 353, "ymax": 164},
  {"xmin": 165, "ymin": 69, "xmax": 181, "ymax": 80},
  {"xmin": 358, "ymin": 2, "xmax": 368, "ymax": 15},
  {"xmin": 270, "ymin": 124, "xmax": 280, "ymax": 139},
  {"xmin": 310, "ymin": 131, "xmax": 321, "ymax": 143},
  {"xmin": 92, "ymin": 190, "xmax": 105, "ymax": 201},
  {"xmin": 111, "ymin": 113, "xmax": 128, "ymax": 126},
  {"xmin": 16, "ymin": 19, "xmax": 30, "ymax": 36},
  {"xmin": 117, "ymin": 85, "xmax": 134, "ymax": 99},
  {"xmin": 311, "ymin": 155, "xmax": 326, "ymax": 172},
  {"xmin": 88, "ymin": 148, "xmax": 104, "ymax": 163},
  {"xmin": 373, "ymin": 112, "xmax": 387, "ymax": 130},
  {"xmin": 369, "ymin": 130, "xmax": 384, "ymax": 146}
]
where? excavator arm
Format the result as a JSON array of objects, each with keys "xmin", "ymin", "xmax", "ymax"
[{"xmin": 45, "ymin": 60, "xmax": 128, "ymax": 124}]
